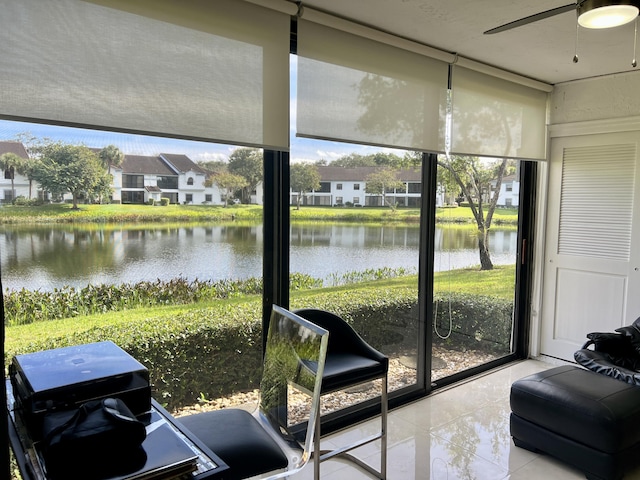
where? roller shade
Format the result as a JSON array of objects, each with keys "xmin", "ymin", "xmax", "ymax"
[
  {"xmin": 296, "ymin": 19, "xmax": 448, "ymax": 153},
  {"xmin": 450, "ymin": 66, "xmax": 548, "ymax": 160},
  {"xmin": 0, "ymin": 0, "xmax": 290, "ymax": 150}
]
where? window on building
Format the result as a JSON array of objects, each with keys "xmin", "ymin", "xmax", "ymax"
[
  {"xmin": 123, "ymin": 175, "xmax": 144, "ymax": 188},
  {"xmin": 317, "ymin": 182, "xmax": 331, "ymax": 193},
  {"xmin": 506, "ymin": 183, "xmax": 513, "ymax": 192},
  {"xmin": 185, "ymin": 194, "xmax": 193, "ymax": 203},
  {"xmin": 157, "ymin": 176, "xmax": 178, "ymax": 189},
  {"xmin": 121, "ymin": 191, "xmax": 145, "ymax": 204},
  {"xmin": 353, "ymin": 183, "xmax": 360, "ymax": 190},
  {"xmin": 205, "ymin": 194, "xmax": 212, "ymax": 202},
  {"xmin": 336, "ymin": 183, "xmax": 342, "ymax": 190},
  {"xmin": 408, "ymin": 182, "xmax": 421, "ymax": 194},
  {"xmin": 187, "ymin": 177, "xmax": 194, "ymax": 186},
  {"xmin": 353, "ymin": 197, "xmax": 360, "ymax": 204},
  {"xmin": 335, "ymin": 196, "xmax": 343, "ymax": 204},
  {"xmin": 4, "ymin": 167, "xmax": 13, "ymax": 179}
]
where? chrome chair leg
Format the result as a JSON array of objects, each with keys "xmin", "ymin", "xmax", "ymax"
[{"xmin": 313, "ymin": 374, "xmax": 388, "ymax": 480}]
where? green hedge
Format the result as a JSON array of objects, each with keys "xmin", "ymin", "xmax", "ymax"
[
  {"xmin": 5, "ymin": 288, "xmax": 513, "ymax": 411},
  {"xmin": 5, "ymin": 302, "xmax": 265, "ymax": 410},
  {"xmin": 432, "ymin": 292, "xmax": 513, "ymax": 353}
]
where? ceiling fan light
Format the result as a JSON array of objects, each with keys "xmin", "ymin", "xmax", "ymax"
[{"xmin": 578, "ymin": 2, "xmax": 639, "ymax": 29}]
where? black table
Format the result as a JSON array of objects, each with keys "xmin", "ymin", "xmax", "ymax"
[{"xmin": 6, "ymin": 380, "xmax": 229, "ymax": 480}]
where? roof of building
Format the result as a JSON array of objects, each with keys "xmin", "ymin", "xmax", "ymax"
[
  {"xmin": 0, "ymin": 141, "xmax": 29, "ymax": 159},
  {"xmin": 121, "ymin": 155, "xmax": 176, "ymax": 176},
  {"xmin": 317, "ymin": 166, "xmax": 422, "ymax": 182},
  {"xmin": 160, "ymin": 153, "xmax": 206, "ymax": 175}
]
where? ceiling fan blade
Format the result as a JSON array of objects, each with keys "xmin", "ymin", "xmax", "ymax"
[{"xmin": 484, "ymin": 3, "xmax": 577, "ymax": 34}]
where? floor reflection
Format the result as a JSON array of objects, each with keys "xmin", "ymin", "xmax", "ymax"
[{"xmin": 290, "ymin": 358, "xmax": 640, "ymax": 480}]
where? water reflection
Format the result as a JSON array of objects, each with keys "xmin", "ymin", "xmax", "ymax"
[{"xmin": 0, "ymin": 224, "xmax": 517, "ymax": 291}]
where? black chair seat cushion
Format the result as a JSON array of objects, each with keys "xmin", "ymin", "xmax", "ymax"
[
  {"xmin": 321, "ymin": 353, "xmax": 386, "ymax": 393},
  {"xmin": 511, "ymin": 365, "xmax": 640, "ymax": 454},
  {"xmin": 178, "ymin": 409, "xmax": 287, "ymax": 480}
]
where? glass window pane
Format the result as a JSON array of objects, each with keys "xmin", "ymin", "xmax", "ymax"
[
  {"xmin": 432, "ymin": 156, "xmax": 519, "ymax": 380},
  {"xmin": 1, "ymin": 121, "xmax": 264, "ymax": 421},
  {"xmin": 289, "ymin": 140, "xmax": 422, "ymax": 415}
]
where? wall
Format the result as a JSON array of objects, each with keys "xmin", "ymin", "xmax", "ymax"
[{"xmin": 551, "ymin": 70, "xmax": 640, "ymax": 125}]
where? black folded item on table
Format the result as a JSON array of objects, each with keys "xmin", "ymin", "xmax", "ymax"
[{"xmin": 42, "ymin": 397, "xmax": 147, "ymax": 479}]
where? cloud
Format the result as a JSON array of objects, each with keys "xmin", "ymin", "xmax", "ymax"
[
  {"xmin": 191, "ymin": 151, "xmax": 229, "ymax": 162},
  {"xmin": 315, "ymin": 150, "xmax": 344, "ymax": 161}
]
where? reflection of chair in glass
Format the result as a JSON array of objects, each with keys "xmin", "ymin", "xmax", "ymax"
[
  {"xmin": 178, "ymin": 305, "xmax": 329, "ymax": 480},
  {"xmin": 294, "ymin": 308, "xmax": 388, "ymax": 480}
]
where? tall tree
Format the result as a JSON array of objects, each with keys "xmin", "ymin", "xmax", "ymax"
[
  {"xmin": 33, "ymin": 142, "xmax": 111, "ymax": 209},
  {"xmin": 207, "ymin": 171, "xmax": 247, "ymax": 207},
  {"xmin": 98, "ymin": 144, "xmax": 125, "ymax": 175},
  {"xmin": 355, "ymin": 73, "xmax": 517, "ymax": 270},
  {"xmin": 290, "ymin": 163, "xmax": 321, "ymax": 210},
  {"xmin": 228, "ymin": 148, "xmax": 263, "ymax": 204},
  {"xmin": 0, "ymin": 153, "xmax": 23, "ymax": 202},
  {"xmin": 17, "ymin": 157, "xmax": 41, "ymax": 200},
  {"xmin": 439, "ymin": 156, "xmax": 510, "ymax": 270},
  {"xmin": 365, "ymin": 168, "xmax": 405, "ymax": 208},
  {"xmin": 97, "ymin": 145, "xmax": 124, "ymax": 203},
  {"xmin": 331, "ymin": 152, "xmax": 409, "ymax": 168},
  {"xmin": 332, "ymin": 153, "xmax": 376, "ymax": 168},
  {"xmin": 197, "ymin": 160, "xmax": 228, "ymax": 176}
]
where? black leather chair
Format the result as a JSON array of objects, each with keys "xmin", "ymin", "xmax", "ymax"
[
  {"xmin": 294, "ymin": 308, "xmax": 388, "ymax": 480},
  {"xmin": 574, "ymin": 316, "xmax": 640, "ymax": 385}
]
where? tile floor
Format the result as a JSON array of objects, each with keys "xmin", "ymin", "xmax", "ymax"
[{"xmin": 291, "ymin": 358, "xmax": 640, "ymax": 480}]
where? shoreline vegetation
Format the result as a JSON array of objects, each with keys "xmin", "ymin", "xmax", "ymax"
[{"xmin": 0, "ymin": 203, "xmax": 519, "ymax": 226}]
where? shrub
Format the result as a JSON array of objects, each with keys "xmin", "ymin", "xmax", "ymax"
[
  {"xmin": 12, "ymin": 196, "xmax": 42, "ymax": 207},
  {"xmin": 5, "ymin": 302, "xmax": 265, "ymax": 410},
  {"xmin": 432, "ymin": 292, "xmax": 513, "ymax": 353},
  {"xmin": 3, "ymin": 277, "xmax": 267, "ymax": 325},
  {"xmin": 160, "ymin": 197, "xmax": 170, "ymax": 206},
  {"xmin": 147, "ymin": 198, "xmax": 155, "ymax": 206}
]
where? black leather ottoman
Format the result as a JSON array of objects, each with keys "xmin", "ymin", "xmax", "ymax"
[{"xmin": 510, "ymin": 365, "xmax": 640, "ymax": 480}]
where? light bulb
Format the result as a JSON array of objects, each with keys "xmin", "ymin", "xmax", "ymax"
[{"xmin": 578, "ymin": 5, "xmax": 639, "ymax": 28}]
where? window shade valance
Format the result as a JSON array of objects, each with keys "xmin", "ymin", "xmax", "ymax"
[
  {"xmin": 0, "ymin": 0, "xmax": 290, "ymax": 150},
  {"xmin": 296, "ymin": 19, "xmax": 448, "ymax": 153},
  {"xmin": 450, "ymin": 66, "xmax": 548, "ymax": 161}
]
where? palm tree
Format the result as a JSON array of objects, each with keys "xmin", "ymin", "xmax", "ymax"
[
  {"xmin": 0, "ymin": 152, "xmax": 23, "ymax": 202},
  {"xmin": 98, "ymin": 145, "xmax": 125, "ymax": 176},
  {"xmin": 98, "ymin": 145, "xmax": 125, "ymax": 203}
]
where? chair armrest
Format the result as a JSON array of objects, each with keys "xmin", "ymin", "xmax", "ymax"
[{"xmin": 583, "ymin": 332, "xmax": 627, "ymax": 351}]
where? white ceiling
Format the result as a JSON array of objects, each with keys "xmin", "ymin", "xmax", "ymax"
[{"xmin": 299, "ymin": 0, "xmax": 640, "ymax": 85}]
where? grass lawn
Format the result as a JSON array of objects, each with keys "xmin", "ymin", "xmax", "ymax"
[{"xmin": 0, "ymin": 203, "xmax": 518, "ymax": 225}]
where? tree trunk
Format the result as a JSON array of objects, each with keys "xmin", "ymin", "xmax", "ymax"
[{"xmin": 478, "ymin": 227, "xmax": 493, "ymax": 270}]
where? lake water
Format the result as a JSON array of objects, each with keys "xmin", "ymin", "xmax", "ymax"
[{"xmin": 0, "ymin": 224, "xmax": 518, "ymax": 291}]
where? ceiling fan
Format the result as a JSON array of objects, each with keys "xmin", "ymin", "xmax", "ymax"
[{"xmin": 484, "ymin": 0, "xmax": 640, "ymax": 34}]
